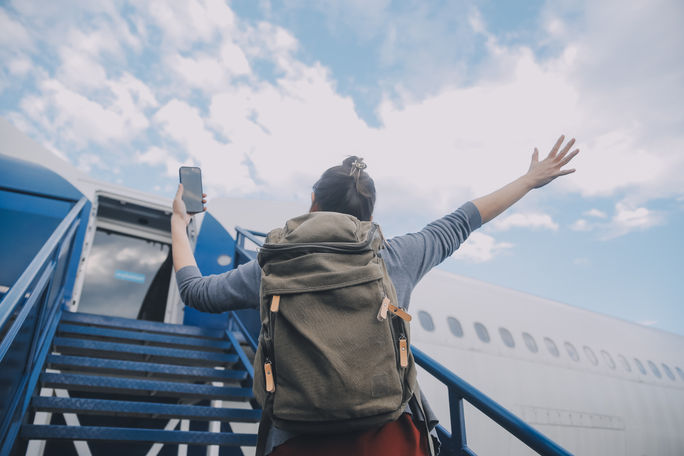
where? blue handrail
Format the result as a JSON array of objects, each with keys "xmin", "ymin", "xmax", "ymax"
[
  {"xmin": 234, "ymin": 226, "xmax": 266, "ymax": 265},
  {"xmin": 230, "ymin": 226, "xmax": 573, "ymax": 456},
  {"xmin": 0, "ymin": 197, "xmax": 89, "ymax": 456}
]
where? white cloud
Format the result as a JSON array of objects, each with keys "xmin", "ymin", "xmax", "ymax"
[
  {"xmin": 136, "ymin": 146, "xmax": 183, "ymax": 176},
  {"xmin": 8, "ymin": 56, "xmax": 32, "ymax": 75},
  {"xmin": 573, "ymin": 201, "xmax": 664, "ymax": 238},
  {"xmin": 3, "ymin": 0, "xmax": 683, "ymax": 239},
  {"xmin": 56, "ymin": 47, "xmax": 108, "ymax": 90},
  {"xmin": 170, "ymin": 43, "xmax": 250, "ymax": 92},
  {"xmin": 153, "ymin": 99, "xmax": 255, "ymax": 194},
  {"xmin": 77, "ymin": 153, "xmax": 104, "ymax": 173},
  {"xmin": 573, "ymin": 257, "xmax": 590, "ymax": 266},
  {"xmin": 0, "ymin": 9, "xmax": 33, "ymax": 50},
  {"xmin": 491, "ymin": 212, "xmax": 559, "ymax": 231},
  {"xmin": 452, "ymin": 232, "xmax": 514, "ymax": 263},
  {"xmin": 32, "ymin": 77, "xmax": 153, "ymax": 148},
  {"xmin": 220, "ymin": 41, "xmax": 251, "ymax": 75},
  {"xmin": 137, "ymin": 146, "xmax": 167, "ymax": 165},
  {"xmin": 584, "ymin": 209, "xmax": 607, "ymax": 218},
  {"xmin": 207, "ymin": 61, "xmax": 370, "ymax": 197},
  {"xmin": 570, "ymin": 219, "xmax": 592, "ymax": 232},
  {"xmin": 144, "ymin": 0, "xmax": 236, "ymax": 51},
  {"xmin": 611, "ymin": 202, "xmax": 661, "ymax": 233}
]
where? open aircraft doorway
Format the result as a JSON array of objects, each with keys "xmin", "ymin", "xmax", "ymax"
[{"xmin": 71, "ymin": 193, "xmax": 179, "ymax": 323}]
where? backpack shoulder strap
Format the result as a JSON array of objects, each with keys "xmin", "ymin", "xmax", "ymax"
[
  {"xmin": 409, "ymin": 384, "xmax": 436, "ymax": 456},
  {"xmin": 255, "ymin": 394, "xmax": 274, "ymax": 456}
]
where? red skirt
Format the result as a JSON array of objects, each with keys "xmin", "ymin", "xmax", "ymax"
[{"xmin": 269, "ymin": 413, "xmax": 429, "ymax": 456}]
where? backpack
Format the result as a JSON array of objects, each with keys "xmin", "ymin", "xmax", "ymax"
[{"xmin": 253, "ymin": 211, "xmax": 418, "ymax": 444}]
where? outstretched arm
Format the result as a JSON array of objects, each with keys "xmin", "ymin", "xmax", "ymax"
[
  {"xmin": 472, "ymin": 135, "xmax": 579, "ymax": 224},
  {"xmin": 171, "ymin": 184, "xmax": 206, "ymax": 272}
]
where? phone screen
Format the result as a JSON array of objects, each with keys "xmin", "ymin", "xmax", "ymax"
[{"xmin": 179, "ymin": 167, "xmax": 204, "ymax": 214}]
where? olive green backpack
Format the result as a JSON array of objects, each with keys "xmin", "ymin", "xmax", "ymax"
[{"xmin": 253, "ymin": 211, "xmax": 418, "ymax": 451}]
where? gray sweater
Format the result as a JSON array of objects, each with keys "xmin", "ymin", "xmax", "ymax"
[{"xmin": 176, "ymin": 201, "xmax": 482, "ymax": 453}]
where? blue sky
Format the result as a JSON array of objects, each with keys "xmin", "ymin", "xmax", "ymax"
[{"xmin": 1, "ymin": 0, "xmax": 683, "ymax": 334}]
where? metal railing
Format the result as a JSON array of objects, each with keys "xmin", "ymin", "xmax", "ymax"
[
  {"xmin": 234, "ymin": 226, "xmax": 267, "ymax": 266},
  {"xmin": 231, "ymin": 226, "xmax": 572, "ymax": 456},
  {"xmin": 0, "ymin": 197, "xmax": 89, "ymax": 456}
]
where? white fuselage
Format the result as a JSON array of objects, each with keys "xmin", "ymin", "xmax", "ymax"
[{"xmin": 410, "ymin": 269, "xmax": 684, "ymax": 456}]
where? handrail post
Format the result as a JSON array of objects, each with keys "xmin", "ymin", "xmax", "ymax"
[{"xmin": 449, "ymin": 391, "xmax": 468, "ymax": 452}]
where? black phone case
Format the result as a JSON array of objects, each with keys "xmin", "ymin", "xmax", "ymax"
[{"xmin": 179, "ymin": 167, "xmax": 204, "ymax": 214}]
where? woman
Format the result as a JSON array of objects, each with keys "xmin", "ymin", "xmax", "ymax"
[{"xmin": 171, "ymin": 135, "xmax": 579, "ymax": 455}]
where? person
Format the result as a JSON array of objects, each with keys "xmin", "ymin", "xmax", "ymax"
[{"xmin": 170, "ymin": 135, "xmax": 579, "ymax": 455}]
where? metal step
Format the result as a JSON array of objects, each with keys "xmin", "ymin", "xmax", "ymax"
[
  {"xmin": 46, "ymin": 355, "xmax": 248, "ymax": 382},
  {"xmin": 52, "ymin": 337, "xmax": 238, "ymax": 365},
  {"xmin": 31, "ymin": 397, "xmax": 261, "ymax": 422},
  {"xmin": 57, "ymin": 323, "xmax": 232, "ymax": 351},
  {"xmin": 20, "ymin": 425, "xmax": 258, "ymax": 446},
  {"xmin": 40, "ymin": 373, "xmax": 254, "ymax": 401},
  {"xmin": 61, "ymin": 312, "xmax": 226, "ymax": 339}
]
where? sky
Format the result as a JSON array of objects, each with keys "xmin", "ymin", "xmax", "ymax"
[{"xmin": 1, "ymin": 0, "xmax": 683, "ymax": 335}]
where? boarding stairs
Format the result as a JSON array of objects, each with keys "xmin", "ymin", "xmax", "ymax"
[
  {"xmin": 17, "ymin": 310, "xmax": 259, "ymax": 455},
  {"xmin": 0, "ymin": 197, "xmax": 573, "ymax": 455}
]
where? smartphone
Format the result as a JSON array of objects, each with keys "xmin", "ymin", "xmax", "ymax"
[{"xmin": 179, "ymin": 166, "xmax": 204, "ymax": 214}]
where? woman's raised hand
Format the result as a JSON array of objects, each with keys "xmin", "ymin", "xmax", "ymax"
[
  {"xmin": 172, "ymin": 184, "xmax": 207, "ymax": 226},
  {"xmin": 526, "ymin": 135, "xmax": 579, "ymax": 189}
]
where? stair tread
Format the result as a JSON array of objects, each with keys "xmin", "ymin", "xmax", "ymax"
[
  {"xmin": 31, "ymin": 397, "xmax": 261, "ymax": 422},
  {"xmin": 61, "ymin": 312, "xmax": 225, "ymax": 339},
  {"xmin": 47, "ymin": 354, "xmax": 248, "ymax": 381},
  {"xmin": 20, "ymin": 424, "xmax": 257, "ymax": 446},
  {"xmin": 40, "ymin": 373, "xmax": 254, "ymax": 400},
  {"xmin": 52, "ymin": 337, "xmax": 238, "ymax": 364},
  {"xmin": 57, "ymin": 323, "xmax": 232, "ymax": 350}
]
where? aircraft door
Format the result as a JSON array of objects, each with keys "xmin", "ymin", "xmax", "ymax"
[{"xmin": 72, "ymin": 194, "xmax": 175, "ymax": 322}]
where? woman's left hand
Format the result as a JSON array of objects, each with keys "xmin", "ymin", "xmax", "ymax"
[{"xmin": 526, "ymin": 135, "xmax": 579, "ymax": 189}]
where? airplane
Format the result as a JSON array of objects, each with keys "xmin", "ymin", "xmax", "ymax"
[{"xmin": 1, "ymin": 116, "xmax": 683, "ymax": 455}]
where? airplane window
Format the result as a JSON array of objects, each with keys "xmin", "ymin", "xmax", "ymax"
[
  {"xmin": 474, "ymin": 322, "xmax": 490, "ymax": 343},
  {"xmin": 634, "ymin": 358, "xmax": 647, "ymax": 375},
  {"xmin": 544, "ymin": 337, "xmax": 559, "ymax": 357},
  {"xmin": 522, "ymin": 333, "xmax": 538, "ymax": 353},
  {"xmin": 617, "ymin": 354, "xmax": 632, "ymax": 372},
  {"xmin": 662, "ymin": 364, "xmax": 676, "ymax": 381},
  {"xmin": 564, "ymin": 342, "xmax": 579, "ymax": 362},
  {"xmin": 676, "ymin": 367, "xmax": 684, "ymax": 381},
  {"xmin": 447, "ymin": 317, "xmax": 464, "ymax": 338},
  {"xmin": 647, "ymin": 361, "xmax": 662, "ymax": 379},
  {"xmin": 418, "ymin": 311, "xmax": 435, "ymax": 332},
  {"xmin": 601, "ymin": 351, "xmax": 616, "ymax": 369},
  {"xmin": 499, "ymin": 328, "xmax": 515, "ymax": 348},
  {"xmin": 583, "ymin": 346, "xmax": 598, "ymax": 365}
]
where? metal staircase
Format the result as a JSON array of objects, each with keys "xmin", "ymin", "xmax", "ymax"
[{"xmin": 18, "ymin": 311, "xmax": 259, "ymax": 454}]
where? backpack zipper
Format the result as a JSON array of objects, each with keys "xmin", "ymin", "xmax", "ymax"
[
  {"xmin": 265, "ymin": 295, "xmax": 279, "ymax": 395},
  {"xmin": 264, "ymin": 359, "xmax": 275, "ymax": 392},
  {"xmin": 399, "ymin": 336, "xmax": 409, "ymax": 368}
]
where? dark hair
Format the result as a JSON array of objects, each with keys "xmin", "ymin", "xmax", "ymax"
[{"xmin": 312, "ymin": 156, "xmax": 376, "ymax": 221}]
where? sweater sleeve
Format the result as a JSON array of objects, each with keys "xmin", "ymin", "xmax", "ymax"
[
  {"xmin": 175, "ymin": 260, "xmax": 261, "ymax": 313},
  {"xmin": 383, "ymin": 201, "xmax": 482, "ymax": 286}
]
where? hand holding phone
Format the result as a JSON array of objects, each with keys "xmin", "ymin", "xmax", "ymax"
[{"xmin": 179, "ymin": 166, "xmax": 205, "ymax": 214}]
